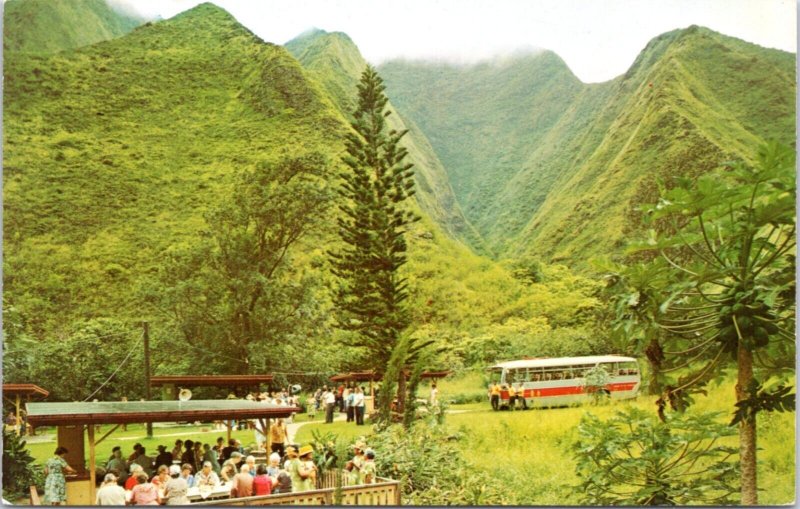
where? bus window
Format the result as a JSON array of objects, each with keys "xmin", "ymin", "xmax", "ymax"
[
  {"xmin": 507, "ymin": 369, "xmax": 517, "ymax": 384},
  {"xmin": 563, "ymin": 369, "xmax": 573, "ymax": 379},
  {"xmin": 619, "ymin": 361, "xmax": 639, "ymax": 375},
  {"xmin": 487, "ymin": 369, "xmax": 503, "ymax": 386}
]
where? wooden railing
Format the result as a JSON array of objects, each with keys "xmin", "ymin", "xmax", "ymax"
[{"xmin": 192, "ymin": 477, "xmax": 401, "ymax": 506}]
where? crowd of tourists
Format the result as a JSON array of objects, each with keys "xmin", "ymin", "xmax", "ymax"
[
  {"xmin": 310, "ymin": 385, "xmax": 369, "ymax": 425},
  {"xmin": 43, "ymin": 431, "xmax": 379, "ymax": 505}
]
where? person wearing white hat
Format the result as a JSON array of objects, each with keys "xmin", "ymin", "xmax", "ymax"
[
  {"xmin": 125, "ymin": 464, "xmax": 143, "ymax": 491},
  {"xmin": 96, "ymin": 473, "xmax": 126, "ymax": 505},
  {"xmin": 361, "ymin": 450, "xmax": 377, "ymax": 484},
  {"xmin": 163, "ymin": 464, "xmax": 190, "ymax": 505}
]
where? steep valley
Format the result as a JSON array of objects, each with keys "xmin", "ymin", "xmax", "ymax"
[{"xmin": 379, "ymin": 26, "xmax": 796, "ymax": 264}]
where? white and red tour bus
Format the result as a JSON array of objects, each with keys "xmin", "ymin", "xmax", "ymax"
[{"xmin": 487, "ymin": 355, "xmax": 641, "ymax": 409}]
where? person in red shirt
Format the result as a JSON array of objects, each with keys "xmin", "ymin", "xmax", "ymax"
[
  {"xmin": 252, "ymin": 464, "xmax": 272, "ymax": 496},
  {"xmin": 125, "ymin": 465, "xmax": 144, "ymax": 491}
]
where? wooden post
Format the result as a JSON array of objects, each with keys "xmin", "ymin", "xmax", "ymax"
[
  {"xmin": 143, "ymin": 322, "xmax": 153, "ymax": 438},
  {"xmin": 88, "ymin": 424, "xmax": 96, "ymax": 505},
  {"xmin": 268, "ymin": 417, "xmax": 272, "ymax": 447},
  {"xmin": 226, "ymin": 420, "xmax": 232, "ymax": 443},
  {"xmin": 15, "ymin": 394, "xmax": 21, "ymax": 436}
]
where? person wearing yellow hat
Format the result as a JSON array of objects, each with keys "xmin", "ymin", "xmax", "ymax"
[
  {"xmin": 287, "ymin": 445, "xmax": 315, "ymax": 492},
  {"xmin": 299, "ymin": 445, "xmax": 317, "ymax": 490}
]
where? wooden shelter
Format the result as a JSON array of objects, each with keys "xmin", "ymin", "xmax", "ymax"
[
  {"xmin": 150, "ymin": 374, "xmax": 275, "ymax": 400},
  {"xmin": 3, "ymin": 384, "xmax": 49, "ymax": 435},
  {"xmin": 26, "ymin": 399, "xmax": 298, "ymax": 505}
]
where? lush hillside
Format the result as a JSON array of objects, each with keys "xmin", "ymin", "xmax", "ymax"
[
  {"xmin": 3, "ymin": 0, "xmax": 146, "ymax": 53},
  {"xmin": 3, "ymin": 2, "xmax": 348, "ymax": 337},
  {"xmin": 4, "ymin": 3, "xmax": 603, "ymax": 397},
  {"xmin": 379, "ymin": 26, "xmax": 796, "ymax": 265},
  {"xmin": 379, "ymin": 51, "xmax": 583, "ymax": 250},
  {"xmin": 285, "ymin": 29, "xmax": 487, "ymax": 253}
]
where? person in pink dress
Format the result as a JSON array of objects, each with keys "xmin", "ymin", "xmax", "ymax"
[{"xmin": 130, "ymin": 472, "xmax": 161, "ymax": 505}]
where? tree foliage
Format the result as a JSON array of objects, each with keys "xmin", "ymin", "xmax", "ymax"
[
  {"xmin": 153, "ymin": 154, "xmax": 333, "ymax": 374},
  {"xmin": 603, "ymin": 141, "xmax": 796, "ymax": 504},
  {"xmin": 2, "ymin": 428, "xmax": 37, "ymax": 499},
  {"xmin": 329, "ymin": 65, "xmax": 421, "ymax": 372},
  {"xmin": 573, "ymin": 407, "xmax": 739, "ymax": 506}
]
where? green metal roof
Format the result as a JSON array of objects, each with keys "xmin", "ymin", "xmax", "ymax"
[{"xmin": 26, "ymin": 399, "xmax": 299, "ymax": 426}]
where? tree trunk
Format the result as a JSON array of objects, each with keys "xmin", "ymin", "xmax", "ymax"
[
  {"xmin": 737, "ymin": 345, "xmax": 757, "ymax": 505},
  {"xmin": 396, "ymin": 371, "xmax": 407, "ymax": 415}
]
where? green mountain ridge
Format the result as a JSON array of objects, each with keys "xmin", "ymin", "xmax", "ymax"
[
  {"xmin": 3, "ymin": 0, "xmax": 146, "ymax": 53},
  {"xmin": 2, "ymin": 1, "xmax": 507, "ymax": 351},
  {"xmin": 285, "ymin": 28, "xmax": 487, "ymax": 253},
  {"xmin": 3, "ymin": 2, "xmax": 350, "ymax": 333},
  {"xmin": 379, "ymin": 26, "xmax": 796, "ymax": 265}
]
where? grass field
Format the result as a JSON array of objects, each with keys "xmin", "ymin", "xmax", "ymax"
[{"xmin": 296, "ymin": 373, "xmax": 796, "ymax": 505}]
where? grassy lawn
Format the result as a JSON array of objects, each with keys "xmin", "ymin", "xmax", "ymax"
[
  {"xmin": 442, "ymin": 379, "xmax": 795, "ymax": 505},
  {"xmin": 294, "ymin": 375, "xmax": 794, "ymax": 505},
  {"xmin": 293, "ymin": 420, "xmax": 373, "ymax": 445},
  {"xmin": 24, "ymin": 423, "xmax": 265, "ymax": 469}
]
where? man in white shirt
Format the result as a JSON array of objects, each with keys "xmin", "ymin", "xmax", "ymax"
[
  {"xmin": 96, "ymin": 474, "xmax": 126, "ymax": 505},
  {"xmin": 352, "ymin": 387, "xmax": 366, "ymax": 425},
  {"xmin": 196, "ymin": 461, "xmax": 222, "ymax": 487},
  {"xmin": 324, "ymin": 390, "xmax": 336, "ymax": 423}
]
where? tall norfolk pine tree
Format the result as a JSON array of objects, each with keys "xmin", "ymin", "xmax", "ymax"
[{"xmin": 330, "ymin": 66, "xmax": 419, "ymax": 373}]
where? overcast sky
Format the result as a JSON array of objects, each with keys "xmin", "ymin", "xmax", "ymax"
[{"xmin": 116, "ymin": 0, "xmax": 796, "ymax": 83}]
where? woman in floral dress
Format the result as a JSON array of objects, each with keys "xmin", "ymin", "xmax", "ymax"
[{"xmin": 44, "ymin": 446, "xmax": 76, "ymax": 505}]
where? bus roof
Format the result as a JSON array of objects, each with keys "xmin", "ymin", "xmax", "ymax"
[{"xmin": 488, "ymin": 355, "xmax": 637, "ymax": 370}]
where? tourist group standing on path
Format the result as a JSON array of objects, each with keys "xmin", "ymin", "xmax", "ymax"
[{"xmin": 311, "ymin": 385, "xmax": 368, "ymax": 425}]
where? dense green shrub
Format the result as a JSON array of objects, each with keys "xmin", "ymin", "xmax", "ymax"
[
  {"xmin": 2, "ymin": 429, "xmax": 36, "ymax": 499},
  {"xmin": 369, "ymin": 420, "xmax": 507, "ymax": 505},
  {"xmin": 572, "ymin": 407, "xmax": 739, "ymax": 505}
]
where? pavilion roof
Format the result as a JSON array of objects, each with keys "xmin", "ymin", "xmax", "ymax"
[
  {"xmin": 419, "ymin": 370, "xmax": 452, "ymax": 380},
  {"xmin": 149, "ymin": 375, "xmax": 274, "ymax": 387},
  {"xmin": 3, "ymin": 384, "xmax": 49, "ymax": 398},
  {"xmin": 330, "ymin": 371, "xmax": 380, "ymax": 382},
  {"xmin": 26, "ymin": 399, "xmax": 298, "ymax": 426},
  {"xmin": 330, "ymin": 370, "xmax": 451, "ymax": 382}
]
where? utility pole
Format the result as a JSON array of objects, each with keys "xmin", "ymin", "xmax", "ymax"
[{"xmin": 143, "ymin": 321, "xmax": 153, "ymax": 438}]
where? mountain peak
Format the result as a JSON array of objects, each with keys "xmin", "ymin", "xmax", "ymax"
[
  {"xmin": 294, "ymin": 27, "xmax": 329, "ymax": 39},
  {"xmin": 170, "ymin": 2, "xmax": 240, "ymax": 24},
  {"xmin": 286, "ymin": 27, "xmax": 357, "ymax": 53},
  {"xmin": 128, "ymin": 1, "xmax": 264, "ymax": 48},
  {"xmin": 4, "ymin": 0, "xmax": 145, "ymax": 53}
]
